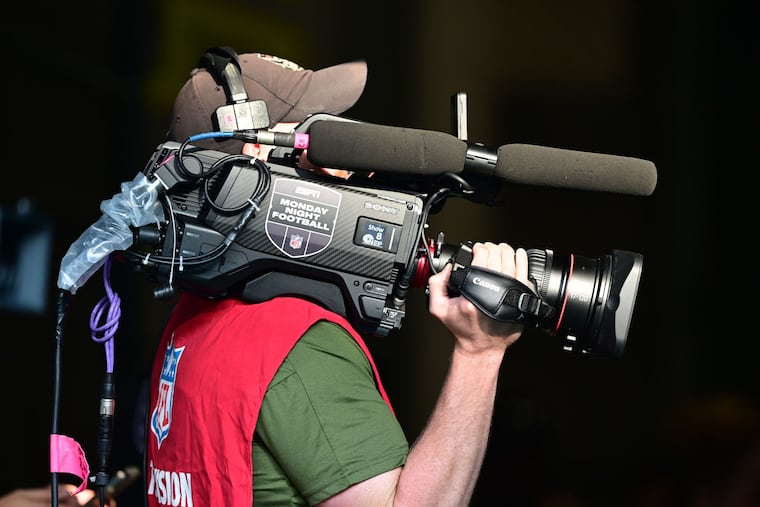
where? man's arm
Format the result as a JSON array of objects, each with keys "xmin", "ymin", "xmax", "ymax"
[{"xmin": 319, "ymin": 242, "xmax": 528, "ymax": 507}]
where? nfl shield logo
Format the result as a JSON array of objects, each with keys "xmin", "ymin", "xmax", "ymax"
[
  {"xmin": 151, "ymin": 335, "xmax": 184, "ymax": 448},
  {"xmin": 289, "ymin": 234, "xmax": 304, "ymax": 250}
]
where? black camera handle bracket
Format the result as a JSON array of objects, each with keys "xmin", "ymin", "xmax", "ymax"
[
  {"xmin": 445, "ymin": 241, "xmax": 554, "ymax": 323},
  {"xmin": 448, "ymin": 265, "xmax": 554, "ymax": 323}
]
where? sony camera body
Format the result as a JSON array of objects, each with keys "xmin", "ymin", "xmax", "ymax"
[{"xmin": 129, "ymin": 140, "xmax": 429, "ymax": 336}]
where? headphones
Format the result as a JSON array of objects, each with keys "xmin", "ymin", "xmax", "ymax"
[{"xmin": 198, "ymin": 46, "xmax": 270, "ymax": 131}]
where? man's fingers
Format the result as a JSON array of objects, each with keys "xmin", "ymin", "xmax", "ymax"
[
  {"xmin": 471, "ymin": 242, "xmax": 517, "ymax": 274},
  {"xmin": 497, "ymin": 242, "xmax": 516, "ymax": 273},
  {"xmin": 514, "ymin": 247, "xmax": 530, "ymax": 285}
]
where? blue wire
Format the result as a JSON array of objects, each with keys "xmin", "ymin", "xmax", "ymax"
[{"xmin": 189, "ymin": 131, "xmax": 234, "ymax": 142}]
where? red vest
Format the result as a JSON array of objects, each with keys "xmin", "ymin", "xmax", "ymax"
[{"xmin": 145, "ymin": 295, "xmax": 391, "ymax": 506}]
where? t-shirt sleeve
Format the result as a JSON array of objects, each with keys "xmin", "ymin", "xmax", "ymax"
[{"xmin": 253, "ymin": 320, "xmax": 409, "ymax": 505}]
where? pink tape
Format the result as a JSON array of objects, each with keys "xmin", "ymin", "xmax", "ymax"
[
  {"xmin": 294, "ymin": 133, "xmax": 309, "ymax": 149},
  {"xmin": 50, "ymin": 433, "xmax": 90, "ymax": 494}
]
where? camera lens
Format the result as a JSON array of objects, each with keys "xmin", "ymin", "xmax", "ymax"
[{"xmin": 526, "ymin": 249, "xmax": 643, "ymax": 359}]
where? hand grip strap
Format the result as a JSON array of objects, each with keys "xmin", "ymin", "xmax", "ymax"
[{"xmin": 448, "ymin": 265, "xmax": 554, "ymax": 323}]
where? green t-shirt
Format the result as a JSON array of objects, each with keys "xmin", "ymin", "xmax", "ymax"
[{"xmin": 252, "ymin": 320, "xmax": 409, "ymax": 506}]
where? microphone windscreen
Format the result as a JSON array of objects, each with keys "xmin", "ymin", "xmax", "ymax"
[
  {"xmin": 308, "ymin": 120, "xmax": 468, "ymax": 175},
  {"xmin": 496, "ymin": 144, "xmax": 657, "ymax": 196}
]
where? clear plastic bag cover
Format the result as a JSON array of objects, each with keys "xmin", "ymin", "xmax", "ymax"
[{"xmin": 57, "ymin": 173, "xmax": 164, "ymax": 293}]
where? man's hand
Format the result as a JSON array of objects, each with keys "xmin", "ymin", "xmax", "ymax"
[
  {"xmin": 0, "ymin": 484, "xmax": 116, "ymax": 507},
  {"xmin": 427, "ymin": 242, "xmax": 529, "ymax": 356}
]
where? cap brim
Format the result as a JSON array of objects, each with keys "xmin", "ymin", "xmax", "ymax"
[{"xmin": 281, "ymin": 60, "xmax": 367, "ymax": 123}]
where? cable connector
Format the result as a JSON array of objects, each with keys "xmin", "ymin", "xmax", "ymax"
[
  {"xmin": 232, "ymin": 130, "xmax": 309, "ymax": 149},
  {"xmin": 95, "ymin": 372, "xmax": 116, "ymax": 481}
]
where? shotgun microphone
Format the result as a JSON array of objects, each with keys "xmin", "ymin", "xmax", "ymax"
[{"xmin": 307, "ymin": 120, "xmax": 657, "ymax": 196}]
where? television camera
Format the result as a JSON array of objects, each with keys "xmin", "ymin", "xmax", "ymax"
[{"xmin": 114, "ymin": 104, "xmax": 656, "ymax": 359}]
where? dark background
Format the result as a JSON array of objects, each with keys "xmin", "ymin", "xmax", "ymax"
[{"xmin": 2, "ymin": 1, "xmax": 757, "ymax": 505}]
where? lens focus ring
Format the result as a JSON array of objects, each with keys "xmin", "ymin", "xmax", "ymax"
[{"xmin": 526, "ymin": 248, "xmax": 552, "ymax": 299}]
